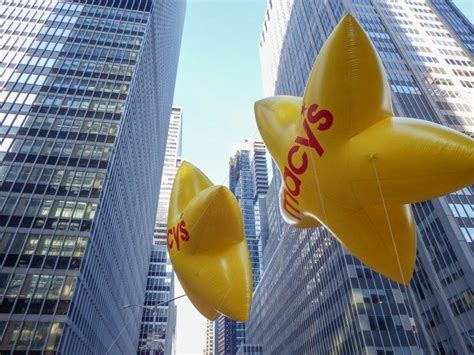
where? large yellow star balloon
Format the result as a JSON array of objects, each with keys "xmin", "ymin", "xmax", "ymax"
[
  {"xmin": 167, "ymin": 161, "xmax": 252, "ymax": 321},
  {"xmin": 254, "ymin": 14, "xmax": 474, "ymax": 285}
]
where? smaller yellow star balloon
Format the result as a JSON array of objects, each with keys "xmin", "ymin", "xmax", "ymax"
[
  {"xmin": 167, "ymin": 161, "xmax": 252, "ymax": 321},
  {"xmin": 254, "ymin": 14, "xmax": 474, "ymax": 284}
]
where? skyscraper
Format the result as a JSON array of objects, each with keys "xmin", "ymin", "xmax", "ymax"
[
  {"xmin": 154, "ymin": 107, "xmax": 183, "ymax": 244},
  {"xmin": 0, "ymin": 1, "xmax": 185, "ymax": 353},
  {"xmin": 203, "ymin": 320, "xmax": 214, "ymax": 355},
  {"xmin": 138, "ymin": 244, "xmax": 175, "ymax": 355},
  {"xmin": 137, "ymin": 107, "xmax": 182, "ymax": 354},
  {"xmin": 229, "ymin": 139, "xmax": 269, "ymax": 289},
  {"xmin": 215, "ymin": 139, "xmax": 269, "ymax": 355},
  {"xmin": 246, "ymin": 0, "xmax": 473, "ymax": 353}
]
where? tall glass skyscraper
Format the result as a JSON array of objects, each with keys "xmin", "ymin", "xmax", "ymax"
[
  {"xmin": 137, "ymin": 107, "xmax": 182, "ymax": 354},
  {"xmin": 215, "ymin": 139, "xmax": 269, "ymax": 355},
  {"xmin": 154, "ymin": 107, "xmax": 183, "ymax": 245},
  {"xmin": 0, "ymin": 1, "xmax": 185, "ymax": 353},
  {"xmin": 246, "ymin": 0, "xmax": 473, "ymax": 353}
]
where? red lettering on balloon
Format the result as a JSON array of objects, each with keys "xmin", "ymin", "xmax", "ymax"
[
  {"xmin": 295, "ymin": 119, "xmax": 325, "ymax": 157},
  {"xmin": 280, "ymin": 102, "xmax": 334, "ymax": 222},
  {"xmin": 167, "ymin": 219, "xmax": 190, "ymax": 251},
  {"xmin": 167, "ymin": 229, "xmax": 174, "ymax": 250},
  {"xmin": 282, "ymin": 189, "xmax": 301, "ymax": 221},
  {"xmin": 179, "ymin": 220, "xmax": 189, "ymax": 241},
  {"xmin": 283, "ymin": 166, "xmax": 302, "ymax": 196},
  {"xmin": 307, "ymin": 104, "xmax": 333, "ymax": 130},
  {"xmin": 287, "ymin": 145, "xmax": 308, "ymax": 175}
]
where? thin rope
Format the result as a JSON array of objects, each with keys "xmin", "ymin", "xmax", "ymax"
[
  {"xmin": 370, "ymin": 156, "xmax": 424, "ymax": 350},
  {"xmin": 370, "ymin": 156, "xmax": 406, "ymax": 285},
  {"xmin": 370, "ymin": 157, "xmax": 474, "ymax": 349},
  {"xmin": 105, "ymin": 306, "xmax": 139, "ymax": 354},
  {"xmin": 310, "ymin": 150, "xmax": 329, "ymax": 226},
  {"xmin": 106, "ymin": 295, "xmax": 187, "ymax": 354}
]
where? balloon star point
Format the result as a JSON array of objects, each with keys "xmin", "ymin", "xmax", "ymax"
[
  {"xmin": 255, "ymin": 14, "xmax": 474, "ymax": 284},
  {"xmin": 167, "ymin": 161, "xmax": 253, "ymax": 320}
]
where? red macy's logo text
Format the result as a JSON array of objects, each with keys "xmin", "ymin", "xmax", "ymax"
[
  {"xmin": 282, "ymin": 103, "xmax": 334, "ymax": 221},
  {"xmin": 167, "ymin": 219, "xmax": 189, "ymax": 251}
]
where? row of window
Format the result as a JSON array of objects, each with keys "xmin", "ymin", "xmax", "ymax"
[
  {"xmin": 0, "ymin": 6, "xmax": 53, "ymax": 29},
  {"xmin": 2, "ymin": 138, "xmax": 113, "ymax": 161},
  {"xmin": 367, "ymin": 315, "xmax": 405, "ymax": 332},
  {"xmin": 68, "ymin": 29, "xmax": 142, "ymax": 48},
  {"xmin": 438, "ymin": 48, "xmax": 467, "ymax": 58},
  {"xmin": 2, "ymin": 165, "xmax": 104, "ymax": 194},
  {"xmin": 1, "ymin": 233, "xmax": 87, "ymax": 260},
  {"xmin": 1, "ymin": 273, "xmax": 76, "ymax": 300},
  {"xmin": 1, "ymin": 113, "xmax": 119, "ymax": 136},
  {"xmin": 49, "ymin": 57, "xmax": 134, "ymax": 77},
  {"xmin": 445, "ymin": 58, "xmax": 471, "ymax": 67},
  {"xmin": 2, "ymin": 197, "xmax": 97, "ymax": 221},
  {"xmin": 6, "ymin": 72, "xmax": 130, "ymax": 98},
  {"xmin": 436, "ymin": 100, "xmax": 472, "ymax": 113},
  {"xmin": 0, "ymin": 321, "xmax": 63, "ymax": 351},
  {"xmin": 448, "ymin": 203, "xmax": 474, "ymax": 218},
  {"xmin": 76, "ymin": 16, "xmax": 146, "ymax": 34},
  {"xmin": 35, "ymin": 94, "xmax": 125, "ymax": 114},
  {"xmin": 2, "ymin": 55, "xmax": 135, "ymax": 82}
]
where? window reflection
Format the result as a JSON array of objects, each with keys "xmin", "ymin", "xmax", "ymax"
[
  {"xmin": 16, "ymin": 322, "xmax": 35, "ymax": 348},
  {"xmin": 5, "ymin": 274, "xmax": 25, "ymax": 298},
  {"xmin": 46, "ymin": 322, "xmax": 63, "ymax": 351},
  {"xmin": 31, "ymin": 323, "xmax": 49, "ymax": 350},
  {"xmin": 0, "ymin": 322, "xmax": 20, "ymax": 348}
]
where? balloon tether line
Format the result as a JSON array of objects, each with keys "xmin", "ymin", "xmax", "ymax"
[
  {"xmin": 369, "ymin": 155, "xmax": 405, "ymax": 285},
  {"xmin": 370, "ymin": 155, "xmax": 424, "ymax": 349},
  {"xmin": 310, "ymin": 149, "xmax": 329, "ymax": 226},
  {"xmin": 371, "ymin": 157, "xmax": 473, "ymax": 348}
]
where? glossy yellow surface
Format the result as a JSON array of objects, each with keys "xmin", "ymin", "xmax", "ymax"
[
  {"xmin": 167, "ymin": 161, "xmax": 252, "ymax": 321},
  {"xmin": 254, "ymin": 14, "xmax": 474, "ymax": 285}
]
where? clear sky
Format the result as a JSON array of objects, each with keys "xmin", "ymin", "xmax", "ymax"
[
  {"xmin": 172, "ymin": 1, "xmax": 473, "ymax": 354},
  {"xmin": 174, "ymin": 0, "xmax": 268, "ymax": 186}
]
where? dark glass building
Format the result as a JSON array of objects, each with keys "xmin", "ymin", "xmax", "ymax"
[
  {"xmin": 215, "ymin": 139, "xmax": 269, "ymax": 355},
  {"xmin": 246, "ymin": 0, "xmax": 473, "ymax": 353},
  {"xmin": 0, "ymin": 0, "xmax": 185, "ymax": 353}
]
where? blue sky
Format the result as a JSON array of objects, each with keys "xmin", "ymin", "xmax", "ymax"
[
  {"xmin": 172, "ymin": 1, "xmax": 473, "ymax": 353},
  {"xmin": 174, "ymin": 0, "xmax": 268, "ymax": 186},
  {"xmin": 455, "ymin": 0, "xmax": 474, "ymax": 21}
]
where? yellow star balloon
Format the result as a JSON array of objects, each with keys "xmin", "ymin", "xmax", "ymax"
[
  {"xmin": 254, "ymin": 14, "xmax": 474, "ymax": 285},
  {"xmin": 167, "ymin": 161, "xmax": 252, "ymax": 321}
]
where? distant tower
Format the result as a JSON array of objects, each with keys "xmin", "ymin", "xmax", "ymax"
[
  {"xmin": 203, "ymin": 320, "xmax": 214, "ymax": 355},
  {"xmin": 215, "ymin": 139, "xmax": 269, "ymax": 355},
  {"xmin": 138, "ymin": 107, "xmax": 182, "ymax": 354},
  {"xmin": 155, "ymin": 107, "xmax": 183, "ymax": 244}
]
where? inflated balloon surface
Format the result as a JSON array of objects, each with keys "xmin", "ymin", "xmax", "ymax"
[
  {"xmin": 167, "ymin": 161, "xmax": 252, "ymax": 321},
  {"xmin": 254, "ymin": 14, "xmax": 474, "ymax": 285}
]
